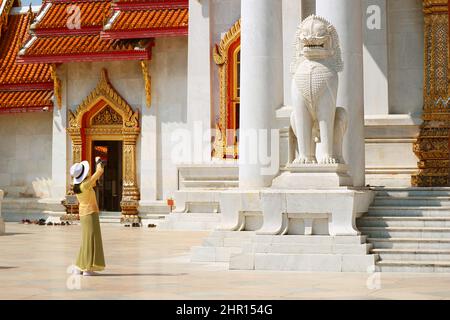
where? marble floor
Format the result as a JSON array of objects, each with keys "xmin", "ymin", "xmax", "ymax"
[{"xmin": 1, "ymin": 222, "xmax": 450, "ymax": 300}]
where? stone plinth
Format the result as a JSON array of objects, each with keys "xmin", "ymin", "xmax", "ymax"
[
  {"xmin": 258, "ymin": 188, "xmax": 374, "ymax": 236},
  {"xmin": 272, "ymin": 164, "xmax": 352, "ymax": 189},
  {"xmin": 0, "ymin": 190, "xmax": 4, "ymax": 234}
]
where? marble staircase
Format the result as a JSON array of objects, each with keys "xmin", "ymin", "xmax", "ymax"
[
  {"xmin": 191, "ymin": 231, "xmax": 377, "ymax": 272},
  {"xmin": 157, "ymin": 212, "xmax": 222, "ymax": 231},
  {"xmin": 357, "ymin": 187, "xmax": 450, "ymax": 272}
]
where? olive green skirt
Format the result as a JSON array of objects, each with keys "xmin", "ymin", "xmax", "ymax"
[{"xmin": 76, "ymin": 212, "xmax": 105, "ymax": 272}]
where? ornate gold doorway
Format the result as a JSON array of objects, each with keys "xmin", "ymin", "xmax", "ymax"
[{"xmin": 67, "ymin": 69, "xmax": 140, "ymax": 223}]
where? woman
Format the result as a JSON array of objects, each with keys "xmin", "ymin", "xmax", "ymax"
[{"xmin": 70, "ymin": 157, "xmax": 106, "ymax": 276}]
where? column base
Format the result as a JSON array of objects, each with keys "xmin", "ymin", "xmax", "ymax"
[
  {"xmin": 0, "ymin": 218, "xmax": 5, "ymax": 234},
  {"xmin": 120, "ymin": 215, "xmax": 141, "ymax": 224},
  {"xmin": 120, "ymin": 199, "xmax": 140, "ymax": 224}
]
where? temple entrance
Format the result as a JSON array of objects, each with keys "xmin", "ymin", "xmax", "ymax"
[
  {"xmin": 92, "ymin": 141, "xmax": 123, "ymax": 212},
  {"xmin": 67, "ymin": 69, "xmax": 140, "ymax": 223}
]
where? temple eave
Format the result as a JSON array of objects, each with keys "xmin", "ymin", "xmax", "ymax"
[
  {"xmin": 100, "ymin": 27, "xmax": 188, "ymax": 39},
  {"xmin": 0, "ymin": 105, "xmax": 53, "ymax": 114},
  {"xmin": 112, "ymin": 0, "xmax": 188, "ymax": 11},
  {"xmin": 0, "ymin": 82, "xmax": 54, "ymax": 91},
  {"xmin": 16, "ymin": 51, "xmax": 152, "ymax": 64}
]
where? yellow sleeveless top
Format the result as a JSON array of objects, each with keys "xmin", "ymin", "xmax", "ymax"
[{"xmin": 76, "ymin": 166, "xmax": 104, "ymax": 217}]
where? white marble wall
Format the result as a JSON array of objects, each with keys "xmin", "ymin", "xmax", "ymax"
[
  {"xmin": 387, "ymin": 0, "xmax": 423, "ymax": 116},
  {"xmin": 363, "ymin": 0, "xmax": 389, "ymax": 115},
  {"xmin": 152, "ymin": 37, "xmax": 189, "ymax": 200},
  {"xmin": 0, "ymin": 112, "xmax": 52, "ymax": 198}
]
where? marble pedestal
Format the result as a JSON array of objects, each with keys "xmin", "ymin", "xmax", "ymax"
[
  {"xmin": 40, "ymin": 198, "xmax": 66, "ymax": 224},
  {"xmin": 0, "ymin": 190, "xmax": 4, "ymax": 234},
  {"xmin": 272, "ymin": 164, "xmax": 352, "ymax": 189},
  {"xmin": 217, "ymin": 187, "xmax": 374, "ymax": 236}
]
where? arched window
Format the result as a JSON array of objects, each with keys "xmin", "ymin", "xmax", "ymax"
[{"xmin": 213, "ymin": 20, "xmax": 241, "ymax": 159}]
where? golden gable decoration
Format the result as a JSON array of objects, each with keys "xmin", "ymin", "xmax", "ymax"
[{"xmin": 92, "ymin": 105, "xmax": 123, "ymax": 126}]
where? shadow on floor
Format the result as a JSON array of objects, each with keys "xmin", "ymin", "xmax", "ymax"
[
  {"xmin": 0, "ymin": 266, "xmax": 18, "ymax": 270},
  {"xmin": 98, "ymin": 273, "xmax": 189, "ymax": 277},
  {"xmin": 1, "ymin": 232, "xmax": 31, "ymax": 236}
]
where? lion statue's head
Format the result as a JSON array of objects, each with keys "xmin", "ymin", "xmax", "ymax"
[{"xmin": 290, "ymin": 15, "xmax": 343, "ymax": 73}]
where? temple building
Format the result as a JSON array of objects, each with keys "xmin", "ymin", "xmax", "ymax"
[{"xmin": 2, "ymin": 0, "xmax": 450, "ymax": 271}]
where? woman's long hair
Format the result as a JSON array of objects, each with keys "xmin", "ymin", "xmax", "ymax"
[{"xmin": 73, "ymin": 183, "xmax": 82, "ymax": 194}]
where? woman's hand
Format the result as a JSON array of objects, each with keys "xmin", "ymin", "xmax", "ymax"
[{"xmin": 95, "ymin": 157, "xmax": 104, "ymax": 172}]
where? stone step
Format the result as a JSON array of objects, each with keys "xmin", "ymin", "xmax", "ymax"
[
  {"xmin": 360, "ymin": 227, "xmax": 450, "ymax": 238},
  {"xmin": 182, "ymin": 180, "xmax": 238, "ymax": 189},
  {"xmin": 158, "ymin": 221, "xmax": 220, "ymax": 231},
  {"xmin": 372, "ymin": 249, "xmax": 450, "ymax": 261},
  {"xmin": 357, "ymin": 216, "xmax": 450, "ymax": 228},
  {"xmin": 373, "ymin": 196, "xmax": 450, "ymax": 207},
  {"xmin": 367, "ymin": 206, "xmax": 450, "ymax": 217},
  {"xmin": 245, "ymin": 243, "xmax": 372, "ymax": 255},
  {"xmin": 367, "ymin": 237, "xmax": 450, "ymax": 249},
  {"xmin": 233, "ymin": 253, "xmax": 378, "ymax": 272},
  {"xmin": 206, "ymin": 232, "xmax": 368, "ymax": 245},
  {"xmin": 191, "ymin": 246, "xmax": 243, "ymax": 263},
  {"xmin": 2, "ymin": 198, "xmax": 47, "ymax": 210},
  {"xmin": 157, "ymin": 212, "xmax": 222, "ymax": 231},
  {"xmin": 375, "ymin": 260, "xmax": 450, "ymax": 273},
  {"xmin": 373, "ymin": 188, "xmax": 450, "ymax": 198}
]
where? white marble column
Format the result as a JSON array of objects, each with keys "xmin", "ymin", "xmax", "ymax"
[
  {"xmin": 187, "ymin": 0, "xmax": 212, "ymax": 162},
  {"xmin": 239, "ymin": 0, "xmax": 284, "ymax": 189},
  {"xmin": 316, "ymin": 0, "xmax": 366, "ymax": 187},
  {"xmin": 41, "ymin": 65, "xmax": 68, "ymax": 219},
  {"xmin": 301, "ymin": 0, "xmax": 316, "ymax": 20},
  {"xmin": 50, "ymin": 66, "xmax": 68, "ymax": 200},
  {"xmin": 282, "ymin": 0, "xmax": 302, "ymax": 108}
]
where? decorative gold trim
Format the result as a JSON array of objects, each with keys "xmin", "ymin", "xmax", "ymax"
[
  {"xmin": 50, "ymin": 64, "xmax": 62, "ymax": 109},
  {"xmin": 412, "ymin": 1, "xmax": 449, "ymax": 187},
  {"xmin": 140, "ymin": 60, "xmax": 152, "ymax": 109},
  {"xmin": 67, "ymin": 69, "xmax": 141, "ymax": 221},
  {"xmin": 212, "ymin": 19, "xmax": 241, "ymax": 159}
]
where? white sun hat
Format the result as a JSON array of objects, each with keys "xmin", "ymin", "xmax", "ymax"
[{"xmin": 70, "ymin": 161, "xmax": 90, "ymax": 185}]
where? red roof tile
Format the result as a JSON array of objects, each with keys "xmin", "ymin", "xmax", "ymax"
[
  {"xmin": 109, "ymin": 8, "xmax": 187, "ymax": 31},
  {"xmin": 0, "ymin": 13, "xmax": 52, "ymax": 85},
  {"xmin": 0, "ymin": 11, "xmax": 53, "ymax": 112},
  {"xmin": 32, "ymin": 0, "xmax": 111, "ymax": 31},
  {"xmin": 0, "ymin": 90, "xmax": 53, "ymax": 111}
]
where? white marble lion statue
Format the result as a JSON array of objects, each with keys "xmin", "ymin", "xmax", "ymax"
[{"xmin": 290, "ymin": 15, "xmax": 347, "ymax": 165}]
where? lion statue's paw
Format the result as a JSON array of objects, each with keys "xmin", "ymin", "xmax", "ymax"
[
  {"xmin": 293, "ymin": 157, "xmax": 317, "ymax": 165},
  {"xmin": 318, "ymin": 156, "xmax": 337, "ymax": 165}
]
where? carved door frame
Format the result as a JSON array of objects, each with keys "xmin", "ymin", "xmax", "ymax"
[
  {"xmin": 67, "ymin": 69, "xmax": 140, "ymax": 223},
  {"xmin": 212, "ymin": 19, "xmax": 241, "ymax": 159}
]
